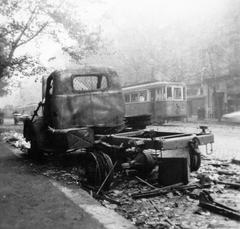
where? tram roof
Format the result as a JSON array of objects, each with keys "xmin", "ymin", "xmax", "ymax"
[{"xmin": 122, "ymin": 81, "xmax": 186, "ymax": 92}]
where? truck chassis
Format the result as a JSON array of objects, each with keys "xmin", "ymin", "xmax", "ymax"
[{"xmin": 23, "ymin": 66, "xmax": 214, "ymax": 190}]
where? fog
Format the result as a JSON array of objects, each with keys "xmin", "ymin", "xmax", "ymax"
[{"xmin": 0, "ymin": 0, "xmax": 237, "ymax": 108}]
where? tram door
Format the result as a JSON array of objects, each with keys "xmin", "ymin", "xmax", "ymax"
[{"xmin": 150, "ymin": 88, "xmax": 156, "ymax": 119}]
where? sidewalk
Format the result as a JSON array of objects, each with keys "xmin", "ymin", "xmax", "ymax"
[
  {"xmin": 0, "ymin": 141, "xmax": 136, "ymax": 229},
  {"xmin": 186, "ymin": 116, "xmax": 232, "ymax": 125},
  {"xmin": 187, "ymin": 116, "xmax": 219, "ymax": 123}
]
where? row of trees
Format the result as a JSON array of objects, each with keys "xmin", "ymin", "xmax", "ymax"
[
  {"xmin": 112, "ymin": 0, "xmax": 240, "ymax": 86},
  {"xmin": 0, "ymin": 0, "xmax": 240, "ymax": 109},
  {"xmin": 0, "ymin": 0, "xmax": 105, "ymax": 96}
]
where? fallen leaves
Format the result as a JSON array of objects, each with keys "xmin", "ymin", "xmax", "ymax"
[{"xmin": 1, "ymin": 130, "xmax": 240, "ymax": 229}]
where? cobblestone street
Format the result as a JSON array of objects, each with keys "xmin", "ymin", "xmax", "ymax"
[
  {"xmin": 150, "ymin": 119, "xmax": 240, "ymax": 160},
  {"xmin": 1, "ymin": 119, "xmax": 240, "ymax": 229}
]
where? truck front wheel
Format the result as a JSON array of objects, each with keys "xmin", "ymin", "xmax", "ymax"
[
  {"xmin": 23, "ymin": 118, "xmax": 44, "ymax": 160},
  {"xmin": 28, "ymin": 138, "xmax": 44, "ymax": 160}
]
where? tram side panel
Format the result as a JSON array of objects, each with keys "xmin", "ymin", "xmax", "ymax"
[
  {"xmin": 125, "ymin": 101, "xmax": 151, "ymax": 117},
  {"xmin": 155, "ymin": 100, "xmax": 187, "ymax": 122},
  {"xmin": 125, "ymin": 100, "xmax": 187, "ymax": 123}
]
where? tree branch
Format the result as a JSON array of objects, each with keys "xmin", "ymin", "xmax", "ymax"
[
  {"xmin": 16, "ymin": 0, "xmax": 66, "ymax": 48},
  {"xmin": 160, "ymin": 70, "xmax": 176, "ymax": 81},
  {"xmin": 16, "ymin": 21, "xmax": 49, "ymax": 47},
  {"xmin": 8, "ymin": 5, "xmax": 39, "ymax": 62}
]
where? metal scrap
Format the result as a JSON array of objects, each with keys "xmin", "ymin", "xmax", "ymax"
[
  {"xmin": 131, "ymin": 182, "xmax": 184, "ymax": 199},
  {"xmin": 2, "ymin": 130, "xmax": 240, "ymax": 228},
  {"xmin": 213, "ymin": 180, "xmax": 240, "ymax": 189},
  {"xmin": 199, "ymin": 190, "xmax": 240, "ymax": 221}
]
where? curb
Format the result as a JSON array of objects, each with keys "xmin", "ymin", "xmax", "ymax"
[
  {"xmin": 52, "ymin": 181, "xmax": 136, "ymax": 229},
  {"xmin": 2, "ymin": 141, "xmax": 137, "ymax": 229}
]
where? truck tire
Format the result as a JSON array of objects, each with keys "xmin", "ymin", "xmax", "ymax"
[
  {"xmin": 85, "ymin": 151, "xmax": 113, "ymax": 190},
  {"xmin": 28, "ymin": 137, "xmax": 44, "ymax": 160}
]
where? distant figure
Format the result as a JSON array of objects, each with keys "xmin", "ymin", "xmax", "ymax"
[
  {"xmin": 201, "ymin": 107, "xmax": 205, "ymax": 120},
  {"xmin": 208, "ymin": 107, "xmax": 213, "ymax": 119},
  {"xmin": 197, "ymin": 107, "xmax": 201, "ymax": 120},
  {"xmin": 139, "ymin": 95, "xmax": 145, "ymax": 102},
  {"xmin": 198, "ymin": 107, "xmax": 205, "ymax": 120}
]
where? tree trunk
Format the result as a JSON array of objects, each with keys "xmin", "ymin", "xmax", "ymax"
[{"xmin": 213, "ymin": 87, "xmax": 221, "ymax": 122}]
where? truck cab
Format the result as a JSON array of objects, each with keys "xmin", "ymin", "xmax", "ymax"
[
  {"xmin": 24, "ymin": 65, "xmax": 126, "ymax": 154},
  {"xmin": 42, "ymin": 66, "xmax": 125, "ymax": 130}
]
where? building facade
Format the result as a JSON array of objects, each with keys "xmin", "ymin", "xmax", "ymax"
[{"xmin": 187, "ymin": 76, "xmax": 240, "ymax": 119}]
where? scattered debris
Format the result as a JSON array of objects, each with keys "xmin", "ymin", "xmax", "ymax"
[
  {"xmin": 199, "ymin": 190, "xmax": 240, "ymax": 221},
  {"xmin": 1, "ymin": 131, "xmax": 30, "ymax": 150},
  {"xmin": 1, "ymin": 130, "xmax": 240, "ymax": 228},
  {"xmin": 232, "ymin": 158, "xmax": 240, "ymax": 165},
  {"xmin": 213, "ymin": 180, "xmax": 240, "ymax": 189}
]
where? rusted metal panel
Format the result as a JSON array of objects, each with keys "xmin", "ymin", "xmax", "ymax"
[
  {"xmin": 51, "ymin": 91, "xmax": 125, "ymax": 129},
  {"xmin": 66, "ymin": 128, "xmax": 94, "ymax": 149},
  {"xmin": 47, "ymin": 126, "xmax": 94, "ymax": 149}
]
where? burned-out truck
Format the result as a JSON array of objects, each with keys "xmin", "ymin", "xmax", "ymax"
[{"xmin": 23, "ymin": 65, "xmax": 214, "ymax": 189}]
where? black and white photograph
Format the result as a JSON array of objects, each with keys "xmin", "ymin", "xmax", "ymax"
[{"xmin": 0, "ymin": 0, "xmax": 240, "ymax": 228}]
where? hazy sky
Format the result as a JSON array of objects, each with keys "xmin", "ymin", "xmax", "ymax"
[
  {"xmin": 0, "ymin": 0, "xmax": 233, "ymax": 107},
  {"xmin": 84, "ymin": 0, "xmax": 228, "ymax": 26}
]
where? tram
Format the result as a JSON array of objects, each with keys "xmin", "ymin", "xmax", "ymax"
[
  {"xmin": 122, "ymin": 81, "xmax": 187, "ymax": 124},
  {"xmin": 14, "ymin": 103, "xmax": 38, "ymax": 117}
]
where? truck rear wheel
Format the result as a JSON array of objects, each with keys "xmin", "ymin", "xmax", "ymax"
[{"xmin": 85, "ymin": 151, "xmax": 113, "ymax": 190}]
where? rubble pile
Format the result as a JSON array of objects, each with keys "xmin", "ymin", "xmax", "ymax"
[
  {"xmin": 1, "ymin": 131, "xmax": 30, "ymax": 150},
  {"xmin": 1, "ymin": 131, "xmax": 240, "ymax": 229},
  {"xmin": 100, "ymin": 158, "xmax": 240, "ymax": 229}
]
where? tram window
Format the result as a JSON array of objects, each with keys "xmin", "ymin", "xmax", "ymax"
[
  {"xmin": 139, "ymin": 91, "xmax": 147, "ymax": 102},
  {"xmin": 163, "ymin": 87, "xmax": 166, "ymax": 100},
  {"xmin": 124, "ymin": 93, "xmax": 130, "ymax": 103},
  {"xmin": 131, "ymin": 93, "xmax": 139, "ymax": 102},
  {"xmin": 156, "ymin": 88, "xmax": 164, "ymax": 101},
  {"xmin": 173, "ymin": 87, "xmax": 182, "ymax": 100},
  {"xmin": 167, "ymin": 87, "xmax": 172, "ymax": 100}
]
